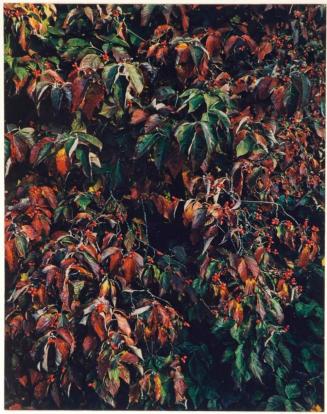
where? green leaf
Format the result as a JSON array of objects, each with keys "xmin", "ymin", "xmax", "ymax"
[
  {"xmin": 80, "ymin": 53, "xmax": 103, "ymax": 70},
  {"xmin": 188, "ymin": 94, "xmax": 204, "ymax": 113},
  {"xmin": 236, "ymin": 136, "xmax": 253, "ymax": 157},
  {"xmin": 75, "ymin": 193, "xmax": 93, "ymax": 211},
  {"xmin": 249, "ymin": 351, "xmax": 263, "ymax": 382},
  {"xmin": 15, "ymin": 235, "xmax": 28, "ymax": 258},
  {"xmin": 102, "ymin": 34, "xmax": 130, "ymax": 49},
  {"xmin": 278, "ymin": 342, "xmax": 292, "ymax": 369},
  {"xmin": 66, "ymin": 38, "xmax": 89, "ymax": 48},
  {"xmin": 201, "ymin": 121, "xmax": 217, "ymax": 157},
  {"xmin": 154, "ymin": 134, "xmax": 170, "ymax": 170},
  {"xmin": 124, "ymin": 63, "xmax": 144, "ymax": 95},
  {"xmin": 135, "ymin": 133, "xmax": 159, "ymax": 158},
  {"xmin": 14, "ymin": 66, "xmax": 28, "ymax": 80},
  {"xmin": 73, "ymin": 132, "xmax": 103, "ymax": 150},
  {"xmin": 175, "ymin": 122, "xmax": 195, "ymax": 155},
  {"xmin": 266, "ymin": 395, "xmax": 285, "ymax": 410},
  {"xmin": 285, "ymin": 383, "xmax": 301, "ymax": 400},
  {"xmin": 190, "ymin": 45, "xmax": 204, "ymax": 66},
  {"xmin": 102, "ymin": 64, "xmax": 119, "ymax": 92}
]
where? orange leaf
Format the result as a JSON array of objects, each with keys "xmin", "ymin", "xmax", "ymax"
[
  {"xmin": 6, "ymin": 239, "xmax": 18, "ymax": 272},
  {"xmin": 130, "ymin": 109, "xmax": 149, "ymax": 125},
  {"xmin": 56, "ymin": 148, "xmax": 70, "ymax": 176},
  {"xmin": 233, "ymin": 302, "xmax": 244, "ymax": 325},
  {"xmin": 154, "ymin": 374, "xmax": 162, "ymax": 402},
  {"xmin": 297, "ymin": 244, "xmax": 312, "ymax": 267}
]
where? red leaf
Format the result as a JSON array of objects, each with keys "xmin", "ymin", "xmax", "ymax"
[
  {"xmin": 91, "ymin": 311, "xmax": 107, "ymax": 341},
  {"xmin": 254, "ymin": 246, "xmax": 265, "ymax": 264}
]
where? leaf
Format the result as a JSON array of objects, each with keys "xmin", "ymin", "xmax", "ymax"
[
  {"xmin": 80, "ymin": 54, "xmax": 103, "ymax": 70},
  {"xmin": 120, "ymin": 351, "xmax": 139, "ymax": 365},
  {"xmin": 19, "ymin": 23, "xmax": 27, "ymax": 51},
  {"xmin": 154, "ymin": 374, "xmax": 162, "ymax": 402},
  {"xmin": 130, "ymin": 109, "xmax": 149, "ymax": 125},
  {"xmin": 266, "ymin": 395, "xmax": 285, "ymax": 411},
  {"xmin": 71, "ymin": 76, "xmax": 88, "ymax": 112},
  {"xmin": 115, "ymin": 313, "xmax": 132, "ymax": 337},
  {"xmin": 236, "ymin": 136, "xmax": 253, "ymax": 157},
  {"xmin": 6, "ymin": 239, "xmax": 18, "ymax": 272},
  {"xmin": 81, "ymin": 83, "xmax": 105, "ymax": 120},
  {"xmin": 257, "ymin": 41, "xmax": 272, "ymax": 61},
  {"xmin": 200, "ymin": 121, "xmax": 217, "ymax": 159},
  {"xmin": 56, "ymin": 148, "xmax": 70, "ymax": 176},
  {"xmin": 237, "ymin": 258, "xmax": 248, "ymax": 283},
  {"xmin": 74, "ymin": 132, "xmax": 103, "ymax": 150},
  {"xmin": 90, "ymin": 311, "xmax": 106, "ymax": 341},
  {"xmin": 175, "ymin": 122, "xmax": 195, "ymax": 155},
  {"xmin": 135, "ymin": 133, "xmax": 160, "ymax": 158},
  {"xmin": 297, "ymin": 244, "xmax": 311, "ymax": 267},
  {"xmin": 102, "ymin": 64, "xmax": 119, "ymax": 92},
  {"xmin": 249, "ymin": 351, "xmax": 263, "ymax": 382},
  {"xmin": 124, "ymin": 63, "xmax": 144, "ymax": 94}
]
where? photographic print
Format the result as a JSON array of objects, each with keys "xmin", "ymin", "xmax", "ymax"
[{"xmin": 4, "ymin": 3, "xmax": 325, "ymax": 410}]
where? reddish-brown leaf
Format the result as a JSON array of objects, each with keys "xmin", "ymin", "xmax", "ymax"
[
  {"xmin": 237, "ymin": 258, "xmax": 248, "ymax": 283},
  {"xmin": 257, "ymin": 41, "xmax": 273, "ymax": 61},
  {"xmin": 115, "ymin": 313, "xmax": 132, "ymax": 337},
  {"xmin": 81, "ymin": 83, "xmax": 105, "ymax": 120},
  {"xmin": 71, "ymin": 76, "xmax": 88, "ymax": 112},
  {"xmin": 91, "ymin": 311, "xmax": 107, "ymax": 341},
  {"xmin": 120, "ymin": 351, "xmax": 139, "ymax": 365},
  {"xmin": 29, "ymin": 137, "xmax": 55, "ymax": 165},
  {"xmin": 19, "ymin": 23, "xmax": 27, "ymax": 51}
]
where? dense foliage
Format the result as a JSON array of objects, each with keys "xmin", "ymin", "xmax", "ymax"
[{"xmin": 4, "ymin": 4, "xmax": 325, "ymax": 410}]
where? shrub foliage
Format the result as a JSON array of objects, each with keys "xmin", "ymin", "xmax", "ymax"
[{"xmin": 4, "ymin": 4, "xmax": 325, "ymax": 410}]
